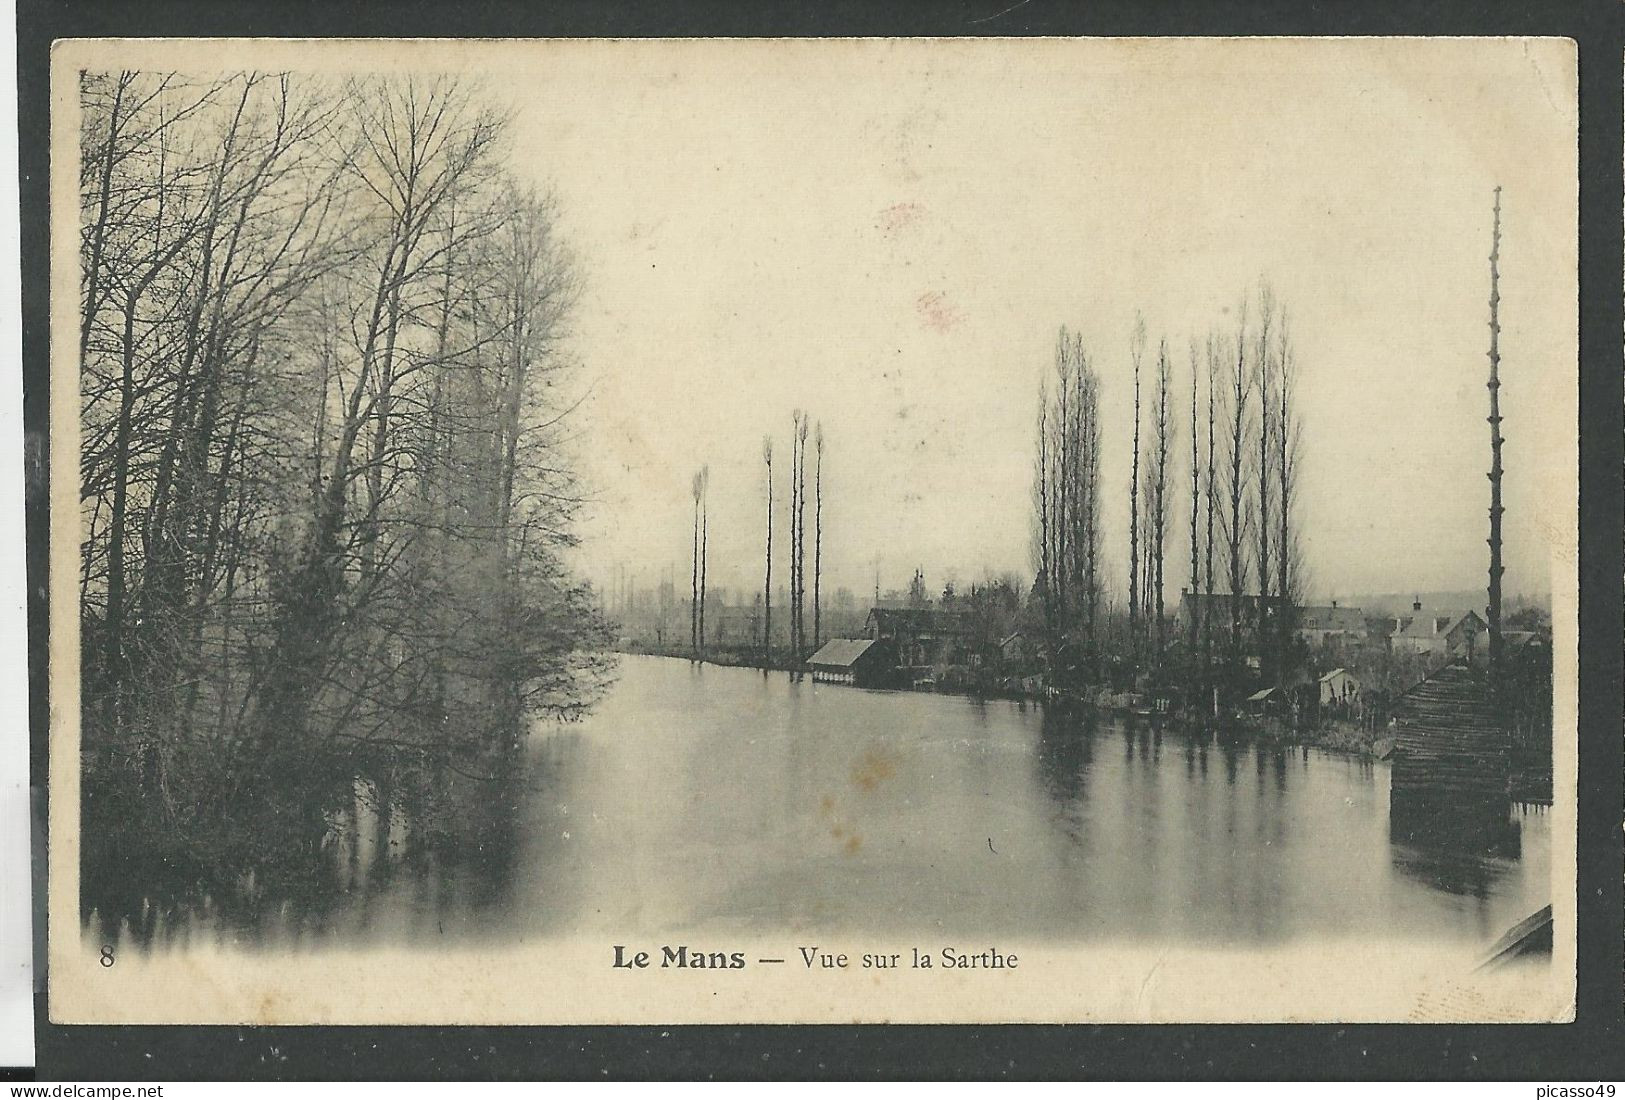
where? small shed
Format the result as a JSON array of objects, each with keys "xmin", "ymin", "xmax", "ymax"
[
  {"xmin": 1318, "ymin": 667, "xmax": 1361, "ymax": 706},
  {"xmin": 997, "ymin": 631, "xmax": 1025, "ymax": 664},
  {"xmin": 1245, "ymin": 686, "xmax": 1277, "ymax": 716},
  {"xmin": 806, "ymin": 638, "xmax": 890, "ymax": 687}
]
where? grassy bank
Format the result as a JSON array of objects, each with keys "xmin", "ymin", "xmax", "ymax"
[{"xmin": 615, "ymin": 641, "xmax": 797, "ymax": 672}]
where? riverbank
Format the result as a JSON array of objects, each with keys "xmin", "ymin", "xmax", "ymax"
[
  {"xmin": 1247, "ymin": 714, "xmax": 1380, "ymax": 757},
  {"xmin": 616, "ymin": 641, "xmax": 799, "ymax": 671},
  {"xmin": 615, "ymin": 646, "xmax": 1391, "ymax": 760}
]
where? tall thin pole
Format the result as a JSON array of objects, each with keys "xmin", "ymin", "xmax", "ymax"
[
  {"xmin": 814, "ymin": 423, "xmax": 824, "ymax": 652},
  {"xmin": 1486, "ymin": 185, "xmax": 1505, "ymax": 671},
  {"xmin": 691, "ymin": 474, "xmax": 700, "ymax": 653},
  {"xmin": 763, "ymin": 437, "xmax": 773, "ymax": 664},
  {"xmin": 699, "ymin": 466, "xmax": 709, "ymax": 657},
  {"xmin": 788, "ymin": 412, "xmax": 800, "ymax": 665}
]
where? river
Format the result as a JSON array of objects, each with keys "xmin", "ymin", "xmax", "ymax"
[{"xmin": 91, "ymin": 653, "xmax": 1550, "ymax": 952}]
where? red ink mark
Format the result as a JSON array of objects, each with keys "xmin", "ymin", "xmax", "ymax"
[
  {"xmin": 877, "ymin": 201, "xmax": 923, "ymax": 235},
  {"xmin": 916, "ymin": 290, "xmax": 962, "ymax": 332}
]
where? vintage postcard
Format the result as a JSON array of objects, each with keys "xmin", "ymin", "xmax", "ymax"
[{"xmin": 48, "ymin": 36, "xmax": 1577, "ymax": 1024}]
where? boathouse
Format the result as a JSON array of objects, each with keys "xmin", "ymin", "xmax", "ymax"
[
  {"xmin": 1389, "ymin": 662, "xmax": 1515, "ymax": 848},
  {"xmin": 805, "ymin": 638, "xmax": 892, "ymax": 687}
]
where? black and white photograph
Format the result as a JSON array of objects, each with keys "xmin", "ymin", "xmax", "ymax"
[{"xmin": 48, "ymin": 36, "xmax": 1577, "ymax": 1024}]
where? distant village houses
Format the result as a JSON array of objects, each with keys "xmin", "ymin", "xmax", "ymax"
[
  {"xmin": 865, "ymin": 607, "xmax": 976, "ymax": 670},
  {"xmin": 1296, "ymin": 602, "xmax": 1366, "ymax": 649},
  {"xmin": 1174, "ymin": 590, "xmax": 1368, "ymax": 652},
  {"xmin": 1173, "ymin": 591, "xmax": 1275, "ymax": 639},
  {"xmin": 1390, "ymin": 601, "xmax": 1487, "ymax": 660}
]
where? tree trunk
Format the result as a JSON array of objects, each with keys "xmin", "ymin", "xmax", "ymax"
[
  {"xmin": 763, "ymin": 441, "xmax": 773, "ymax": 662},
  {"xmin": 1486, "ymin": 186, "xmax": 1505, "ymax": 670},
  {"xmin": 1128, "ymin": 320, "xmax": 1143, "ymax": 660},
  {"xmin": 813, "ymin": 427, "xmax": 823, "ymax": 653}
]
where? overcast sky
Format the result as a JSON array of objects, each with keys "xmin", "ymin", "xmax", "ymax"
[{"xmin": 174, "ymin": 37, "xmax": 1580, "ymax": 609}]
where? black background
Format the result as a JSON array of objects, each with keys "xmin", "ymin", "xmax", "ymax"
[{"xmin": 18, "ymin": 0, "xmax": 1625, "ymax": 1080}]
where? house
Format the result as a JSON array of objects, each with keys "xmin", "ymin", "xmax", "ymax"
[
  {"xmin": 1175, "ymin": 590, "xmax": 1275, "ymax": 637},
  {"xmin": 805, "ymin": 638, "xmax": 893, "ymax": 687},
  {"xmin": 1317, "ymin": 667, "xmax": 1361, "ymax": 707},
  {"xmin": 1296, "ymin": 602, "xmax": 1366, "ymax": 649},
  {"xmin": 708, "ymin": 604, "xmax": 757, "ymax": 647},
  {"xmin": 1391, "ymin": 602, "xmax": 1487, "ymax": 660},
  {"xmin": 865, "ymin": 607, "xmax": 974, "ymax": 668},
  {"xmin": 1502, "ymin": 630, "xmax": 1548, "ymax": 659}
]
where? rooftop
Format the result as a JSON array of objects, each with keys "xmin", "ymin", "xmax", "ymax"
[
  {"xmin": 806, "ymin": 638, "xmax": 878, "ymax": 669},
  {"xmin": 1298, "ymin": 605, "xmax": 1365, "ymax": 631},
  {"xmin": 866, "ymin": 607, "xmax": 974, "ymax": 633},
  {"xmin": 1396, "ymin": 608, "xmax": 1484, "ymax": 640}
]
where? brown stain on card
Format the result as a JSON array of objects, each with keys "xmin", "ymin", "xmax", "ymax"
[
  {"xmin": 255, "ymin": 991, "xmax": 282, "ymax": 1025},
  {"xmin": 851, "ymin": 748, "xmax": 897, "ymax": 792},
  {"xmin": 817, "ymin": 754, "xmax": 899, "ymax": 855}
]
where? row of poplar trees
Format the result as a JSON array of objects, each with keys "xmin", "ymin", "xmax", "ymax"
[
  {"xmin": 78, "ymin": 71, "xmax": 610, "ymax": 899},
  {"xmin": 685, "ymin": 411, "xmax": 825, "ymax": 667},
  {"xmin": 1033, "ymin": 282, "xmax": 1304, "ymax": 703}
]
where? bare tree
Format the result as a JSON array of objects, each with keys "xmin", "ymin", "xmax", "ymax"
[
  {"xmin": 788, "ymin": 412, "xmax": 799, "ymax": 662},
  {"xmin": 699, "ymin": 465, "xmax": 710, "ymax": 657},
  {"xmin": 1203, "ymin": 334, "xmax": 1219, "ymax": 702},
  {"xmin": 1187, "ymin": 340, "xmax": 1201, "ymax": 669},
  {"xmin": 1486, "ymin": 186, "xmax": 1505, "ymax": 669},
  {"xmin": 253, "ymin": 76, "xmax": 512, "ymax": 757},
  {"xmin": 1052, "ymin": 329, "xmax": 1072, "ymax": 632},
  {"xmin": 691, "ymin": 469, "xmax": 701, "ymax": 653},
  {"xmin": 1082, "ymin": 354, "xmax": 1102, "ymax": 658},
  {"xmin": 1221, "ymin": 301, "xmax": 1253, "ymax": 693},
  {"xmin": 788, "ymin": 410, "xmax": 803, "ymax": 663},
  {"xmin": 1031, "ymin": 327, "xmax": 1103, "ymax": 687},
  {"xmin": 1032, "ymin": 372, "xmax": 1053, "ymax": 662},
  {"xmin": 1253, "ymin": 282, "xmax": 1276, "ymax": 682},
  {"xmin": 78, "ymin": 72, "xmax": 610, "ymax": 899},
  {"xmin": 1150, "ymin": 337, "xmax": 1174, "ymax": 667},
  {"xmin": 1127, "ymin": 316, "xmax": 1146, "ymax": 658},
  {"xmin": 762, "ymin": 435, "xmax": 773, "ymax": 661},
  {"xmin": 814, "ymin": 422, "xmax": 824, "ymax": 652},
  {"xmin": 1275, "ymin": 305, "xmax": 1304, "ymax": 681}
]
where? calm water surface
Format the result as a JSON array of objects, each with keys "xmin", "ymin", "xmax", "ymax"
[{"xmin": 100, "ymin": 654, "xmax": 1550, "ymax": 951}]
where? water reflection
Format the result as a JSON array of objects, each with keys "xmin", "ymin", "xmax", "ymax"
[
  {"xmin": 1387, "ymin": 787, "xmax": 1526, "ymax": 928},
  {"xmin": 1035, "ymin": 707, "xmax": 1094, "ymax": 804},
  {"xmin": 88, "ymin": 655, "xmax": 1551, "ymax": 953},
  {"xmin": 87, "ymin": 727, "xmax": 589, "ymax": 953}
]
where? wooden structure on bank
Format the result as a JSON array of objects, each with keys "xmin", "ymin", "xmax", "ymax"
[
  {"xmin": 1390, "ymin": 662, "xmax": 1515, "ymax": 847},
  {"xmin": 805, "ymin": 638, "xmax": 892, "ymax": 687}
]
